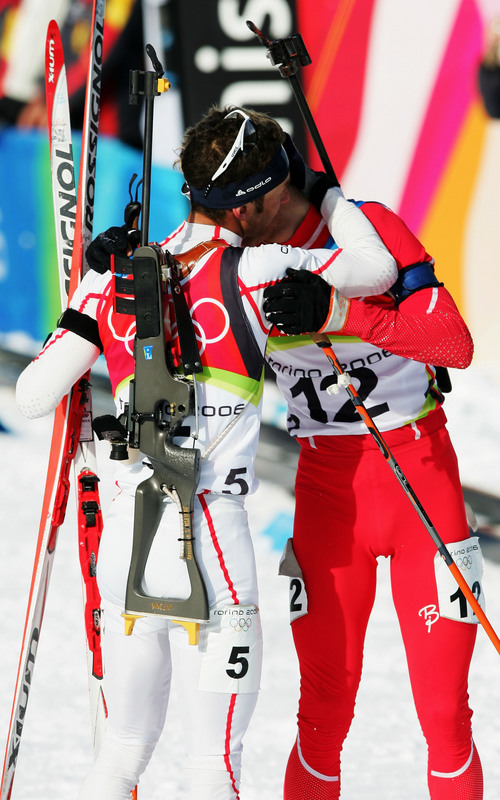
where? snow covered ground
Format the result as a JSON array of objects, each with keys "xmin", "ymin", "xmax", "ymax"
[{"xmin": 1, "ymin": 360, "xmax": 499, "ymax": 799}]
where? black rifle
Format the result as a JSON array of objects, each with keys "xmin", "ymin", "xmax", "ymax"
[{"xmin": 107, "ymin": 45, "xmax": 208, "ymax": 643}]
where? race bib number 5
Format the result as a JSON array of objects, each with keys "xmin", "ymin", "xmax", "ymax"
[
  {"xmin": 199, "ymin": 604, "xmax": 262, "ymax": 693},
  {"xmin": 434, "ymin": 537, "xmax": 485, "ymax": 623}
]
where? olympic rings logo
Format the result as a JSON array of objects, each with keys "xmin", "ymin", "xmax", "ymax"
[
  {"xmin": 108, "ymin": 307, "xmax": 136, "ymax": 356},
  {"xmin": 230, "ymin": 618, "xmax": 252, "ymax": 631},
  {"xmin": 456, "ymin": 556, "xmax": 473, "ymax": 571},
  {"xmin": 190, "ymin": 298, "xmax": 230, "ymax": 356},
  {"xmin": 108, "ymin": 296, "xmax": 230, "ymax": 359}
]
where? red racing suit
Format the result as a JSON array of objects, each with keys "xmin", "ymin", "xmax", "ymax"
[{"xmin": 266, "ymin": 201, "xmax": 483, "ymax": 800}]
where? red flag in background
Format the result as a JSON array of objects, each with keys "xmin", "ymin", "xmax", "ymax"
[{"xmin": 296, "ymin": 0, "xmax": 377, "ymax": 179}]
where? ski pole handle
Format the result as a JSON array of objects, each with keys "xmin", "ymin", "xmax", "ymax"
[
  {"xmin": 247, "ymin": 20, "xmax": 339, "ymax": 183},
  {"xmin": 311, "ymin": 332, "xmax": 500, "ymax": 656}
]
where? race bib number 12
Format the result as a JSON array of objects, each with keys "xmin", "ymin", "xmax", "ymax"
[{"xmin": 434, "ymin": 537, "xmax": 485, "ymax": 624}]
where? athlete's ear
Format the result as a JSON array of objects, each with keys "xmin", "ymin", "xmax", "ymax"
[{"xmin": 231, "ymin": 204, "xmax": 250, "ymax": 222}]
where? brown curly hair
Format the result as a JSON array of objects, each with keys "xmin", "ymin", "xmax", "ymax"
[{"xmin": 177, "ymin": 105, "xmax": 285, "ymax": 222}]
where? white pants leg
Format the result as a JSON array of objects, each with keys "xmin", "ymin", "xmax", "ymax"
[
  {"xmin": 170, "ymin": 619, "xmax": 260, "ymax": 799},
  {"xmin": 77, "ymin": 490, "xmax": 261, "ymax": 799}
]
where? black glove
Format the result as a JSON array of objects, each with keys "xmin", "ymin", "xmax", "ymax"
[
  {"xmin": 263, "ymin": 268, "xmax": 332, "ymax": 334},
  {"xmin": 85, "ymin": 225, "xmax": 130, "ymax": 273},
  {"xmin": 283, "ymin": 133, "xmax": 340, "ymax": 210}
]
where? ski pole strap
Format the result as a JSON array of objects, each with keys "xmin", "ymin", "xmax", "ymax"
[{"xmin": 77, "ymin": 469, "xmax": 104, "ymax": 680}]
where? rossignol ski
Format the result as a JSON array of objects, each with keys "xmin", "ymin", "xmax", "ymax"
[
  {"xmin": 60, "ymin": 0, "xmax": 108, "ymax": 755},
  {"xmin": 0, "ymin": 6, "xmax": 106, "ymax": 798}
]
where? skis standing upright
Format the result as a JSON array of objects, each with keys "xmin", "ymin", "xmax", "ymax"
[
  {"xmin": 46, "ymin": 0, "xmax": 109, "ymax": 754},
  {"xmin": 0, "ymin": 5, "xmax": 106, "ymax": 798},
  {"xmin": 47, "ymin": 10, "xmax": 138, "ymax": 797}
]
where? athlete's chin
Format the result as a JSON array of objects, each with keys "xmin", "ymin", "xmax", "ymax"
[
  {"xmin": 242, "ymin": 234, "xmax": 265, "ymax": 247},
  {"xmin": 242, "ymin": 229, "xmax": 276, "ymax": 247}
]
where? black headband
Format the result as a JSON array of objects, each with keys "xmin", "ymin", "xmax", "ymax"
[{"xmin": 185, "ymin": 145, "xmax": 289, "ymax": 209}]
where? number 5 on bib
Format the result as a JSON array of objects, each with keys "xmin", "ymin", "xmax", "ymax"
[{"xmin": 199, "ymin": 605, "xmax": 262, "ymax": 693}]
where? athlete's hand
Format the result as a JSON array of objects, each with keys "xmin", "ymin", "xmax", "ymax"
[
  {"xmin": 263, "ymin": 268, "xmax": 350, "ymax": 334},
  {"xmin": 283, "ymin": 133, "xmax": 340, "ymax": 210},
  {"xmin": 85, "ymin": 225, "xmax": 131, "ymax": 274}
]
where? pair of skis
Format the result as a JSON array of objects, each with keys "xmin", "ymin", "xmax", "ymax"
[
  {"xmin": 0, "ymin": 2, "xmax": 111, "ymax": 797},
  {"xmin": 46, "ymin": 11, "xmax": 108, "ymax": 737}
]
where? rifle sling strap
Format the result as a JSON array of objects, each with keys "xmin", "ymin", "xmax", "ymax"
[{"xmin": 173, "ymin": 239, "xmax": 227, "ymax": 277}]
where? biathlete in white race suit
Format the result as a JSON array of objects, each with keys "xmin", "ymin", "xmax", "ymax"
[
  {"xmin": 260, "ymin": 141, "xmax": 483, "ymax": 799},
  {"xmin": 15, "ymin": 107, "xmax": 397, "ymax": 800}
]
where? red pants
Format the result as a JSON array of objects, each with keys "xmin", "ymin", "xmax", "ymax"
[{"xmin": 290, "ymin": 409, "xmax": 479, "ymax": 787}]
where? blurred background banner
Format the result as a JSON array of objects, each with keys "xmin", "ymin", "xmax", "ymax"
[
  {"xmin": 172, "ymin": 0, "xmax": 306, "ymax": 148},
  {"xmin": 295, "ymin": 0, "xmax": 500, "ymax": 366},
  {"xmin": 1, "ymin": 0, "xmax": 500, "ymax": 362},
  {"xmin": 0, "ymin": 128, "xmax": 186, "ymax": 346}
]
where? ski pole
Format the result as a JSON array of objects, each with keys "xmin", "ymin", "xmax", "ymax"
[
  {"xmin": 311, "ymin": 331, "xmax": 500, "ymax": 656},
  {"xmin": 247, "ymin": 20, "xmax": 339, "ymax": 183},
  {"xmin": 249, "ymin": 19, "xmax": 493, "ymax": 645}
]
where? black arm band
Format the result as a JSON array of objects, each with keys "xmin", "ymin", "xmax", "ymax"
[
  {"xmin": 390, "ymin": 262, "xmax": 442, "ymax": 306},
  {"xmin": 57, "ymin": 308, "xmax": 103, "ymax": 352}
]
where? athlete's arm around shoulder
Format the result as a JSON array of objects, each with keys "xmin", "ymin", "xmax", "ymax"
[
  {"xmin": 16, "ymin": 270, "xmax": 107, "ymax": 419},
  {"xmin": 317, "ymin": 188, "xmax": 398, "ymax": 296},
  {"xmin": 339, "ymin": 201, "xmax": 474, "ymax": 367},
  {"xmin": 239, "ymin": 187, "xmax": 397, "ymax": 299}
]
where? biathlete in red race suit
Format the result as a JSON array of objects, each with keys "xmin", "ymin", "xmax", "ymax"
[
  {"xmin": 262, "ymin": 184, "xmax": 483, "ymax": 800},
  {"xmin": 15, "ymin": 107, "xmax": 397, "ymax": 800}
]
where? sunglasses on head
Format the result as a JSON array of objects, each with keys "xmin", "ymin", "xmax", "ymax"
[{"xmin": 204, "ymin": 109, "xmax": 257, "ymax": 198}]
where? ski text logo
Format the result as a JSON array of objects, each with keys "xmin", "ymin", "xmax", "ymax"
[
  {"xmin": 55, "ymin": 145, "xmax": 76, "ymax": 296},
  {"xmin": 236, "ymin": 176, "xmax": 272, "ymax": 196},
  {"xmin": 84, "ymin": 4, "xmax": 105, "ymax": 251},
  {"xmin": 8, "ymin": 628, "xmax": 39, "ymax": 769},
  {"xmin": 47, "ymin": 37, "xmax": 55, "ymax": 84}
]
